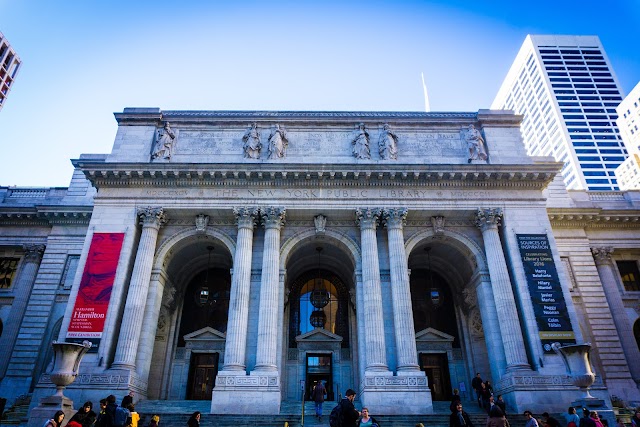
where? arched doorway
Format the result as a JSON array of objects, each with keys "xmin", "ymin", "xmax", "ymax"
[
  {"xmin": 283, "ymin": 240, "xmax": 357, "ymax": 402},
  {"xmin": 408, "ymin": 237, "xmax": 485, "ymax": 402}
]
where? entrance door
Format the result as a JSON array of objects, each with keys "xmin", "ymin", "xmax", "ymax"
[
  {"xmin": 188, "ymin": 353, "xmax": 219, "ymax": 400},
  {"xmin": 305, "ymin": 353, "xmax": 334, "ymax": 401},
  {"xmin": 419, "ymin": 353, "xmax": 451, "ymax": 401}
]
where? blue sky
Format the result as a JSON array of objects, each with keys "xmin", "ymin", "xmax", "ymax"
[{"xmin": 1, "ymin": 1, "xmax": 639, "ymax": 187}]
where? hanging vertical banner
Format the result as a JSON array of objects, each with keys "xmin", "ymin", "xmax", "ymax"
[
  {"xmin": 67, "ymin": 233, "xmax": 125, "ymax": 351},
  {"xmin": 517, "ymin": 234, "xmax": 576, "ymax": 353}
]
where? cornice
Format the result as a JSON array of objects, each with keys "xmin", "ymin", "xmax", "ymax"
[
  {"xmin": 73, "ymin": 161, "xmax": 560, "ymax": 190},
  {"xmin": 548, "ymin": 208, "xmax": 640, "ymax": 228},
  {"xmin": 0, "ymin": 206, "xmax": 93, "ymax": 226}
]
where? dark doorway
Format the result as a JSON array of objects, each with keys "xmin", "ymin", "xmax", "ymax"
[
  {"xmin": 305, "ymin": 353, "xmax": 334, "ymax": 401},
  {"xmin": 419, "ymin": 353, "xmax": 451, "ymax": 401},
  {"xmin": 188, "ymin": 353, "xmax": 219, "ymax": 400}
]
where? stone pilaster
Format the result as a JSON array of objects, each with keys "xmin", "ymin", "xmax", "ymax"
[
  {"xmin": 134, "ymin": 271, "xmax": 166, "ymax": 379},
  {"xmin": 591, "ymin": 247, "xmax": 640, "ymax": 382},
  {"xmin": 0, "ymin": 244, "xmax": 45, "ymax": 377},
  {"xmin": 475, "ymin": 208, "xmax": 529, "ymax": 371},
  {"xmin": 220, "ymin": 207, "xmax": 258, "ymax": 372},
  {"xmin": 254, "ymin": 207, "xmax": 286, "ymax": 372},
  {"xmin": 355, "ymin": 207, "xmax": 388, "ymax": 372},
  {"xmin": 382, "ymin": 208, "xmax": 420, "ymax": 372},
  {"xmin": 113, "ymin": 207, "xmax": 166, "ymax": 369}
]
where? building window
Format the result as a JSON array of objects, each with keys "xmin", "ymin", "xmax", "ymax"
[
  {"xmin": 616, "ymin": 261, "xmax": 640, "ymax": 292},
  {"xmin": 0, "ymin": 257, "xmax": 20, "ymax": 289},
  {"xmin": 60, "ymin": 255, "xmax": 80, "ymax": 290}
]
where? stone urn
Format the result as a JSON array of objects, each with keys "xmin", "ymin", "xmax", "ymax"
[
  {"xmin": 551, "ymin": 342, "xmax": 596, "ymax": 399},
  {"xmin": 49, "ymin": 340, "xmax": 92, "ymax": 397}
]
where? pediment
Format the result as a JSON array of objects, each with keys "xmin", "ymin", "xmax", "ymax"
[
  {"xmin": 296, "ymin": 328, "xmax": 343, "ymax": 343},
  {"xmin": 183, "ymin": 326, "xmax": 226, "ymax": 342},
  {"xmin": 415, "ymin": 327, "xmax": 454, "ymax": 342}
]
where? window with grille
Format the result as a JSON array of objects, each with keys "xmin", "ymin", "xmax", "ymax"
[
  {"xmin": 0, "ymin": 257, "xmax": 20, "ymax": 289},
  {"xmin": 616, "ymin": 261, "xmax": 640, "ymax": 292}
]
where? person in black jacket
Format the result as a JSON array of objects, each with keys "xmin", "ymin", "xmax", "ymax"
[
  {"xmin": 340, "ymin": 389, "xmax": 361, "ymax": 427},
  {"xmin": 450, "ymin": 402, "xmax": 474, "ymax": 427},
  {"xmin": 471, "ymin": 373, "xmax": 483, "ymax": 408},
  {"xmin": 68, "ymin": 401, "xmax": 97, "ymax": 427},
  {"xmin": 121, "ymin": 391, "xmax": 134, "ymax": 409}
]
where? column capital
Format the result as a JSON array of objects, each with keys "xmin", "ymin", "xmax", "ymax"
[
  {"xmin": 233, "ymin": 206, "xmax": 259, "ymax": 229},
  {"xmin": 355, "ymin": 207, "xmax": 382, "ymax": 230},
  {"xmin": 591, "ymin": 246, "xmax": 614, "ymax": 265},
  {"xmin": 382, "ymin": 208, "xmax": 408, "ymax": 229},
  {"xmin": 475, "ymin": 208, "xmax": 503, "ymax": 231},
  {"xmin": 22, "ymin": 244, "xmax": 45, "ymax": 262},
  {"xmin": 260, "ymin": 206, "xmax": 286, "ymax": 229},
  {"xmin": 137, "ymin": 207, "xmax": 167, "ymax": 227}
]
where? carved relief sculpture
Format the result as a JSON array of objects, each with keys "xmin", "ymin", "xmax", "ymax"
[
  {"xmin": 378, "ymin": 123, "xmax": 398, "ymax": 160},
  {"xmin": 242, "ymin": 122, "xmax": 261, "ymax": 159},
  {"xmin": 431, "ymin": 216, "xmax": 445, "ymax": 235},
  {"xmin": 352, "ymin": 123, "xmax": 371, "ymax": 159},
  {"xmin": 195, "ymin": 214, "xmax": 209, "ymax": 232},
  {"xmin": 466, "ymin": 124, "xmax": 488, "ymax": 163},
  {"xmin": 151, "ymin": 122, "xmax": 176, "ymax": 161},
  {"xmin": 268, "ymin": 124, "xmax": 288, "ymax": 159},
  {"xmin": 314, "ymin": 214, "xmax": 327, "ymax": 234}
]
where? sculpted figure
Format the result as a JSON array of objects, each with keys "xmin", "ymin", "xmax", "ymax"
[
  {"xmin": 243, "ymin": 122, "xmax": 261, "ymax": 159},
  {"xmin": 378, "ymin": 123, "xmax": 398, "ymax": 160},
  {"xmin": 466, "ymin": 124, "xmax": 488, "ymax": 162},
  {"xmin": 352, "ymin": 123, "xmax": 370, "ymax": 159},
  {"xmin": 268, "ymin": 124, "xmax": 288, "ymax": 159},
  {"xmin": 152, "ymin": 122, "xmax": 176, "ymax": 160}
]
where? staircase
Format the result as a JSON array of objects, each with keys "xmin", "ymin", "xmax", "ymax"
[
  {"xmin": 0, "ymin": 395, "xmax": 31, "ymax": 426},
  {"xmin": 133, "ymin": 400, "xmax": 530, "ymax": 427}
]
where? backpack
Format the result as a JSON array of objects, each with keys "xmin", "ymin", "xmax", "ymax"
[
  {"xmin": 113, "ymin": 406, "xmax": 130, "ymax": 427},
  {"xmin": 329, "ymin": 402, "xmax": 342, "ymax": 427}
]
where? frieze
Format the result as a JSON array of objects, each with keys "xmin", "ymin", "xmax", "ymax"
[
  {"xmin": 216, "ymin": 375, "xmax": 279, "ymax": 387},
  {"xmin": 363, "ymin": 376, "xmax": 428, "ymax": 388},
  {"xmin": 496, "ymin": 374, "xmax": 605, "ymax": 392},
  {"xmin": 40, "ymin": 373, "xmax": 142, "ymax": 387}
]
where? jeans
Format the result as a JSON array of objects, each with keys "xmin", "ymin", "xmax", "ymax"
[{"xmin": 315, "ymin": 401, "xmax": 323, "ymax": 417}]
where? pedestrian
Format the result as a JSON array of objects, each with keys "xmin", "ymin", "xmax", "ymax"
[
  {"xmin": 495, "ymin": 395, "xmax": 506, "ymax": 415},
  {"xmin": 566, "ymin": 407, "xmax": 581, "ymax": 427},
  {"xmin": 357, "ymin": 407, "xmax": 380, "ymax": 427},
  {"xmin": 591, "ymin": 411, "xmax": 605, "ymax": 427},
  {"xmin": 43, "ymin": 410, "xmax": 65, "ymax": 427},
  {"xmin": 485, "ymin": 381, "xmax": 494, "ymax": 396},
  {"xmin": 127, "ymin": 404, "xmax": 139, "ymax": 427},
  {"xmin": 95, "ymin": 399, "xmax": 108, "ymax": 427},
  {"xmin": 311, "ymin": 380, "xmax": 327, "ymax": 421},
  {"xmin": 580, "ymin": 409, "xmax": 597, "ymax": 427},
  {"xmin": 543, "ymin": 412, "xmax": 562, "ymax": 427},
  {"xmin": 187, "ymin": 411, "xmax": 201, "ymax": 427},
  {"xmin": 68, "ymin": 401, "xmax": 97, "ymax": 427},
  {"xmin": 148, "ymin": 415, "xmax": 160, "ymax": 427},
  {"xmin": 631, "ymin": 410, "xmax": 640, "ymax": 427},
  {"xmin": 486, "ymin": 406, "xmax": 508, "ymax": 427},
  {"xmin": 480, "ymin": 382, "xmax": 492, "ymax": 412},
  {"xmin": 338, "ymin": 389, "xmax": 360, "ymax": 427},
  {"xmin": 121, "ymin": 391, "xmax": 134, "ymax": 409},
  {"xmin": 450, "ymin": 388, "xmax": 462, "ymax": 413},
  {"xmin": 524, "ymin": 411, "xmax": 540, "ymax": 427},
  {"xmin": 450, "ymin": 402, "xmax": 474, "ymax": 427},
  {"xmin": 471, "ymin": 373, "xmax": 484, "ymax": 408}
]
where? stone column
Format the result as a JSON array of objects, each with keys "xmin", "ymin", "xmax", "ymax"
[
  {"xmin": 591, "ymin": 247, "xmax": 640, "ymax": 381},
  {"xmin": 135, "ymin": 271, "xmax": 166, "ymax": 378},
  {"xmin": 475, "ymin": 276, "xmax": 508, "ymax": 379},
  {"xmin": 221, "ymin": 207, "xmax": 258, "ymax": 371},
  {"xmin": 254, "ymin": 207, "xmax": 286, "ymax": 372},
  {"xmin": 356, "ymin": 208, "xmax": 388, "ymax": 372},
  {"xmin": 475, "ymin": 208, "xmax": 529, "ymax": 371},
  {"xmin": 113, "ymin": 207, "xmax": 166, "ymax": 369},
  {"xmin": 0, "ymin": 244, "xmax": 45, "ymax": 377},
  {"xmin": 382, "ymin": 208, "xmax": 420, "ymax": 372}
]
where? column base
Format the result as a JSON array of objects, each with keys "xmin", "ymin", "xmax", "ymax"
[
  {"xmin": 211, "ymin": 371, "xmax": 281, "ymax": 414},
  {"xmin": 27, "ymin": 394, "xmax": 75, "ymax": 427},
  {"xmin": 359, "ymin": 371, "xmax": 432, "ymax": 415}
]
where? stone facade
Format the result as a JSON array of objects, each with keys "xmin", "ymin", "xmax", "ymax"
[{"xmin": 0, "ymin": 109, "xmax": 639, "ymax": 416}]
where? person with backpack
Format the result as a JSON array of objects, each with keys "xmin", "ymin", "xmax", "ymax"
[{"xmin": 330, "ymin": 388, "xmax": 360, "ymax": 427}]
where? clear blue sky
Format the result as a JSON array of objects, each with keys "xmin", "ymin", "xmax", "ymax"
[{"xmin": 1, "ymin": 1, "xmax": 639, "ymax": 187}]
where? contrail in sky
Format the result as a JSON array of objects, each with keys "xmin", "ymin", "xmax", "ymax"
[{"xmin": 421, "ymin": 72, "xmax": 430, "ymax": 112}]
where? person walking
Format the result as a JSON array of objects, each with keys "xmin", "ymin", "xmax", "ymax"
[
  {"xmin": 631, "ymin": 410, "xmax": 640, "ymax": 427},
  {"xmin": 450, "ymin": 402, "xmax": 474, "ymax": 427},
  {"xmin": 580, "ymin": 408, "xmax": 597, "ymax": 427},
  {"xmin": 311, "ymin": 380, "xmax": 327, "ymax": 421},
  {"xmin": 68, "ymin": 401, "xmax": 97, "ymax": 427},
  {"xmin": 471, "ymin": 373, "xmax": 484, "ymax": 408},
  {"xmin": 338, "ymin": 389, "xmax": 361, "ymax": 427},
  {"xmin": 566, "ymin": 407, "xmax": 581, "ymax": 427},
  {"xmin": 543, "ymin": 412, "xmax": 562, "ymax": 427},
  {"xmin": 486, "ymin": 406, "xmax": 508, "ymax": 427},
  {"xmin": 524, "ymin": 411, "xmax": 540, "ymax": 427},
  {"xmin": 43, "ymin": 410, "xmax": 65, "ymax": 427},
  {"xmin": 450, "ymin": 388, "xmax": 462, "ymax": 413},
  {"xmin": 187, "ymin": 411, "xmax": 201, "ymax": 427}
]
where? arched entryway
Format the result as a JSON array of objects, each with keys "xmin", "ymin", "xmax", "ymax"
[
  {"xmin": 282, "ymin": 235, "xmax": 358, "ymax": 403},
  {"xmin": 147, "ymin": 231, "xmax": 234, "ymax": 400},
  {"xmin": 407, "ymin": 233, "xmax": 488, "ymax": 402}
]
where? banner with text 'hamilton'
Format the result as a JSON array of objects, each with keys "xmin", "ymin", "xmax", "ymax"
[
  {"xmin": 517, "ymin": 234, "xmax": 575, "ymax": 353},
  {"xmin": 67, "ymin": 232, "xmax": 125, "ymax": 352}
]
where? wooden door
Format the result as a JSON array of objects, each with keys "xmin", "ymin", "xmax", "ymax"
[
  {"xmin": 419, "ymin": 353, "xmax": 451, "ymax": 401},
  {"xmin": 188, "ymin": 353, "xmax": 219, "ymax": 400}
]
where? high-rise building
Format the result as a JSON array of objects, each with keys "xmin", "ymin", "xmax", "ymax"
[
  {"xmin": 615, "ymin": 81, "xmax": 640, "ymax": 190},
  {"xmin": 0, "ymin": 31, "xmax": 21, "ymax": 112},
  {"xmin": 492, "ymin": 35, "xmax": 628, "ymax": 191}
]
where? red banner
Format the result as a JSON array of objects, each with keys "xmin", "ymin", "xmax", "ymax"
[{"xmin": 67, "ymin": 233, "xmax": 124, "ymax": 340}]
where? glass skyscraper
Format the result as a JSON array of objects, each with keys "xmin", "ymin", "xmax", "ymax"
[{"xmin": 492, "ymin": 35, "xmax": 627, "ymax": 191}]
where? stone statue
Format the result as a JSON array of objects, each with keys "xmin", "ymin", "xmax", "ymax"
[
  {"xmin": 243, "ymin": 122, "xmax": 261, "ymax": 159},
  {"xmin": 268, "ymin": 124, "xmax": 288, "ymax": 159},
  {"xmin": 151, "ymin": 122, "xmax": 176, "ymax": 160},
  {"xmin": 352, "ymin": 123, "xmax": 370, "ymax": 159},
  {"xmin": 378, "ymin": 123, "xmax": 398, "ymax": 160},
  {"xmin": 466, "ymin": 124, "xmax": 488, "ymax": 163}
]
